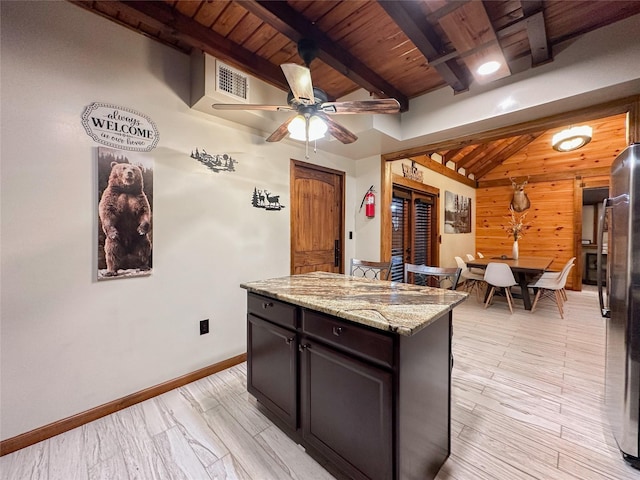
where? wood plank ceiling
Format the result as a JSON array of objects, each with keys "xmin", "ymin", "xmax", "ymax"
[{"xmin": 71, "ymin": 1, "xmax": 640, "ymax": 179}]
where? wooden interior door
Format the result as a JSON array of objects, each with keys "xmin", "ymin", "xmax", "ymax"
[{"xmin": 290, "ymin": 160, "xmax": 345, "ymax": 274}]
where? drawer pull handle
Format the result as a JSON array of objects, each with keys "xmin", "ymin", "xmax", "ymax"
[
  {"xmin": 262, "ymin": 302, "xmax": 274, "ymax": 309},
  {"xmin": 332, "ymin": 326, "xmax": 343, "ymax": 336},
  {"xmin": 298, "ymin": 343, "xmax": 310, "ymax": 352},
  {"xmin": 285, "ymin": 337, "xmax": 294, "ymax": 345}
]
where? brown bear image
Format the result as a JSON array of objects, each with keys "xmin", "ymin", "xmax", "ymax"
[{"xmin": 98, "ymin": 162, "xmax": 152, "ymax": 277}]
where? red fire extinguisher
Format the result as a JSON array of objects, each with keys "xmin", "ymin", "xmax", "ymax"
[{"xmin": 360, "ymin": 186, "xmax": 376, "ymax": 218}]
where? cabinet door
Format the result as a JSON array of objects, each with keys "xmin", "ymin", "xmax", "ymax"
[
  {"xmin": 247, "ymin": 314, "xmax": 298, "ymax": 429},
  {"xmin": 300, "ymin": 339, "xmax": 393, "ymax": 480}
]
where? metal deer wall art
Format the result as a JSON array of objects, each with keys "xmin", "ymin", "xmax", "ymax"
[
  {"xmin": 510, "ymin": 177, "xmax": 531, "ymax": 212},
  {"xmin": 251, "ymin": 187, "xmax": 285, "ymax": 211}
]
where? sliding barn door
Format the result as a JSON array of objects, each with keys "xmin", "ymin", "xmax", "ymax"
[{"xmin": 390, "ymin": 187, "xmax": 438, "ymax": 282}]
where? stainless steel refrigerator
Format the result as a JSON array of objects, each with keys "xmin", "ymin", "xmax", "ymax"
[{"xmin": 598, "ymin": 142, "xmax": 640, "ymax": 468}]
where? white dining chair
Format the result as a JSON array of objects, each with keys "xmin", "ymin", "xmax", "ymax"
[
  {"xmin": 536, "ymin": 257, "xmax": 575, "ymax": 301},
  {"xmin": 483, "ymin": 262, "xmax": 518, "ymax": 313},
  {"xmin": 455, "ymin": 256, "xmax": 485, "ymax": 301},
  {"xmin": 528, "ymin": 264, "xmax": 575, "ymax": 318},
  {"xmin": 465, "ymin": 253, "xmax": 484, "ymax": 275}
]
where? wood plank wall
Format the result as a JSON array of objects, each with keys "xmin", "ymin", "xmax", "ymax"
[
  {"xmin": 476, "ymin": 113, "xmax": 628, "ymax": 290},
  {"xmin": 476, "ymin": 179, "xmax": 577, "ymax": 286}
]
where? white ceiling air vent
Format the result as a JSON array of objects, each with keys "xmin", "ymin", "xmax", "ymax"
[
  {"xmin": 190, "ymin": 52, "xmax": 283, "ymax": 132},
  {"xmin": 216, "ymin": 61, "xmax": 249, "ymax": 103}
]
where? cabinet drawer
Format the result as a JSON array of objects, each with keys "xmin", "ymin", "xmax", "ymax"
[
  {"xmin": 248, "ymin": 293, "xmax": 297, "ymax": 329},
  {"xmin": 302, "ymin": 310, "xmax": 394, "ymax": 368}
]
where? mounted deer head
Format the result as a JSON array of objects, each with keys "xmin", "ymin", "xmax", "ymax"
[{"xmin": 510, "ymin": 177, "xmax": 531, "ymax": 212}]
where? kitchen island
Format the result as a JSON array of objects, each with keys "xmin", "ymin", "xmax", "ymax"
[{"xmin": 241, "ymin": 271, "xmax": 468, "ymax": 480}]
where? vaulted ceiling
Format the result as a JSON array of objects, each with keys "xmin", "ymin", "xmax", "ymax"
[{"xmin": 72, "ymin": 1, "xmax": 640, "ymax": 179}]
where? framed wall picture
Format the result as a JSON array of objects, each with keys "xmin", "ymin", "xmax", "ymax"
[
  {"xmin": 444, "ymin": 191, "xmax": 471, "ymax": 234},
  {"xmin": 97, "ymin": 147, "xmax": 153, "ymax": 280}
]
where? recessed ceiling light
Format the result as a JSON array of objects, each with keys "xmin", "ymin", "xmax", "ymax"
[{"xmin": 477, "ymin": 61, "xmax": 501, "ymax": 76}]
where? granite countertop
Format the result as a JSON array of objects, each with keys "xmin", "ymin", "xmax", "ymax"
[{"xmin": 241, "ymin": 271, "xmax": 468, "ymax": 336}]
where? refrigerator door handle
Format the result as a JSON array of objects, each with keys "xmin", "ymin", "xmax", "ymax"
[{"xmin": 597, "ymin": 198, "xmax": 611, "ymax": 318}]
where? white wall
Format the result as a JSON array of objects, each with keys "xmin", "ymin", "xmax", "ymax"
[
  {"xmin": 353, "ymin": 156, "xmax": 383, "ymax": 262},
  {"xmin": 0, "ymin": 1, "xmax": 356, "ymax": 440},
  {"xmin": 582, "ymin": 205, "xmax": 596, "ymax": 243}
]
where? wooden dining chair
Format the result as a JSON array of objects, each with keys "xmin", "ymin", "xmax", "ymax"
[
  {"xmin": 349, "ymin": 258, "xmax": 392, "ymax": 280},
  {"xmin": 404, "ymin": 263, "xmax": 462, "ymax": 290},
  {"xmin": 483, "ymin": 262, "xmax": 518, "ymax": 313}
]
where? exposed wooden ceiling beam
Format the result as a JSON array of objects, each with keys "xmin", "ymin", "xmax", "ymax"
[
  {"xmin": 441, "ymin": 147, "xmax": 465, "ymax": 164},
  {"xmin": 473, "ymin": 133, "xmax": 543, "ymax": 179},
  {"xmin": 383, "ymin": 96, "xmax": 639, "ymax": 163},
  {"xmin": 479, "ymin": 167, "xmax": 611, "ymax": 188},
  {"xmin": 84, "ymin": 1, "xmax": 289, "ymax": 92},
  {"xmin": 455, "ymin": 144, "xmax": 490, "ymax": 170},
  {"xmin": 240, "ymin": 0, "xmax": 410, "ymax": 111},
  {"xmin": 410, "ymin": 154, "xmax": 477, "ymax": 188},
  {"xmin": 437, "ymin": 1, "xmax": 511, "ymax": 84},
  {"xmin": 521, "ymin": 1, "xmax": 551, "ymax": 66},
  {"xmin": 377, "ymin": 1, "xmax": 469, "ymax": 93}
]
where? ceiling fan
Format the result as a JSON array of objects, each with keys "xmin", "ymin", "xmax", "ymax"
[{"xmin": 212, "ymin": 39, "xmax": 400, "ymax": 145}]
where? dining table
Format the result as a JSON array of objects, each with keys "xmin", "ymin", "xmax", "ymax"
[{"xmin": 466, "ymin": 256, "xmax": 554, "ymax": 310}]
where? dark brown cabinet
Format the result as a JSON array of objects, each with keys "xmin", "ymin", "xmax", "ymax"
[
  {"xmin": 246, "ymin": 292, "xmax": 452, "ymax": 480},
  {"xmin": 300, "ymin": 338, "xmax": 393, "ymax": 480},
  {"xmin": 246, "ymin": 295, "xmax": 298, "ymax": 429}
]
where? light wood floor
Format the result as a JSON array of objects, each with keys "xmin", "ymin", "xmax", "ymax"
[{"xmin": 2, "ymin": 286, "xmax": 640, "ymax": 480}]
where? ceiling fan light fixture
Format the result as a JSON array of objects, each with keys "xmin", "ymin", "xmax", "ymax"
[
  {"xmin": 477, "ymin": 61, "xmax": 501, "ymax": 76},
  {"xmin": 287, "ymin": 114, "xmax": 307, "ymax": 141},
  {"xmin": 287, "ymin": 114, "xmax": 327, "ymax": 142},
  {"xmin": 308, "ymin": 115, "xmax": 327, "ymax": 141},
  {"xmin": 552, "ymin": 125, "xmax": 593, "ymax": 152}
]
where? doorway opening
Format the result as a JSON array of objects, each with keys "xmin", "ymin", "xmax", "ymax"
[{"xmin": 582, "ymin": 186, "xmax": 609, "ymax": 286}]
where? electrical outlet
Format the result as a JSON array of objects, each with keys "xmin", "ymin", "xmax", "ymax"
[{"xmin": 200, "ymin": 319, "xmax": 209, "ymax": 335}]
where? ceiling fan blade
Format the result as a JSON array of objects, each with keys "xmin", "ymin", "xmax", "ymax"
[
  {"xmin": 212, "ymin": 103, "xmax": 292, "ymax": 112},
  {"xmin": 320, "ymin": 98, "xmax": 401, "ymax": 114},
  {"xmin": 317, "ymin": 113, "xmax": 358, "ymax": 144},
  {"xmin": 280, "ymin": 63, "xmax": 315, "ymax": 105},
  {"xmin": 265, "ymin": 116, "xmax": 295, "ymax": 142}
]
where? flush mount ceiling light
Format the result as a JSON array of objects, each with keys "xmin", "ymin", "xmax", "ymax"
[
  {"xmin": 477, "ymin": 60, "xmax": 501, "ymax": 76},
  {"xmin": 552, "ymin": 125, "xmax": 593, "ymax": 152}
]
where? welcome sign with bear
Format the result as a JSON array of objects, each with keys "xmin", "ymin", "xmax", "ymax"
[{"xmin": 97, "ymin": 147, "xmax": 153, "ymax": 280}]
